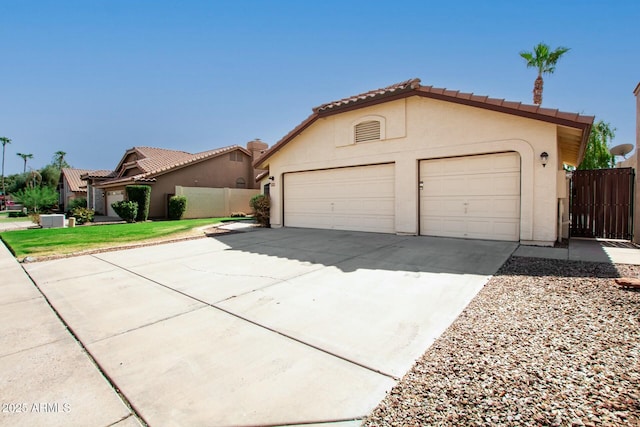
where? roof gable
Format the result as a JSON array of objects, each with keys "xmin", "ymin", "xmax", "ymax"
[
  {"xmin": 256, "ymin": 78, "xmax": 594, "ymax": 167},
  {"xmin": 60, "ymin": 168, "xmax": 92, "ymax": 192},
  {"xmin": 96, "ymin": 145, "xmax": 251, "ymax": 187}
]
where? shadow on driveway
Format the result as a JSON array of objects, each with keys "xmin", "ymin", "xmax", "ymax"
[{"xmin": 211, "ymin": 227, "xmax": 518, "ymax": 276}]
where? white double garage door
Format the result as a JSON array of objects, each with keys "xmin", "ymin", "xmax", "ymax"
[{"xmin": 284, "ymin": 152, "xmax": 521, "ymax": 241}]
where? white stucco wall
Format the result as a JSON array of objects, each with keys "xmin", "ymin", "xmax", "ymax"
[{"xmin": 264, "ymin": 96, "xmax": 562, "ymax": 244}]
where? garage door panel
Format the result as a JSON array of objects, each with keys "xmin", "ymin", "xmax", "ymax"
[
  {"xmin": 420, "ymin": 153, "xmax": 520, "ymax": 241},
  {"xmin": 284, "ymin": 164, "xmax": 395, "ymax": 233},
  {"xmin": 421, "ymin": 197, "xmax": 466, "ymax": 216}
]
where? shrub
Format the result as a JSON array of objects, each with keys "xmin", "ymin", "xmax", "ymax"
[
  {"xmin": 249, "ymin": 194, "xmax": 270, "ymax": 227},
  {"xmin": 168, "ymin": 196, "xmax": 187, "ymax": 220},
  {"xmin": 230, "ymin": 212, "xmax": 246, "ymax": 217},
  {"xmin": 12, "ymin": 186, "xmax": 59, "ymax": 213},
  {"xmin": 71, "ymin": 207, "xmax": 95, "ymax": 225},
  {"xmin": 126, "ymin": 185, "xmax": 151, "ymax": 221},
  {"xmin": 29, "ymin": 213, "xmax": 40, "ymax": 225},
  {"xmin": 111, "ymin": 200, "xmax": 138, "ymax": 223},
  {"xmin": 8, "ymin": 211, "xmax": 27, "ymax": 218},
  {"xmin": 67, "ymin": 197, "xmax": 87, "ymax": 214}
]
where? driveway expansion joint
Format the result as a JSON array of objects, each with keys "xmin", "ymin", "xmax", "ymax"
[
  {"xmin": 19, "ymin": 263, "xmax": 150, "ymax": 427},
  {"xmin": 92, "ymin": 251, "xmax": 400, "ymax": 380}
]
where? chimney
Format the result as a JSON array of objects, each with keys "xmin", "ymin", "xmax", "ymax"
[{"xmin": 247, "ymin": 138, "xmax": 269, "ymax": 160}]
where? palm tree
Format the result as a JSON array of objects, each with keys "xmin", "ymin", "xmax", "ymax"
[
  {"xmin": 53, "ymin": 151, "xmax": 68, "ymax": 170},
  {"xmin": 1, "ymin": 137, "xmax": 11, "ymax": 202},
  {"xmin": 520, "ymin": 43, "xmax": 570, "ymax": 105},
  {"xmin": 17, "ymin": 152, "xmax": 34, "ymax": 173}
]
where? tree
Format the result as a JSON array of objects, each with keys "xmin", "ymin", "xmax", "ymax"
[
  {"xmin": 16, "ymin": 152, "xmax": 33, "ymax": 173},
  {"xmin": 40, "ymin": 164, "xmax": 61, "ymax": 188},
  {"xmin": 1, "ymin": 136, "xmax": 11, "ymax": 199},
  {"xmin": 52, "ymin": 151, "xmax": 70, "ymax": 170},
  {"xmin": 520, "ymin": 43, "xmax": 570, "ymax": 105},
  {"xmin": 12, "ymin": 185, "xmax": 58, "ymax": 213},
  {"xmin": 578, "ymin": 120, "xmax": 616, "ymax": 170}
]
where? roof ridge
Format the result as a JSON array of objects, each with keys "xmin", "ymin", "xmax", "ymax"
[{"xmin": 313, "ymin": 78, "xmax": 421, "ymax": 113}]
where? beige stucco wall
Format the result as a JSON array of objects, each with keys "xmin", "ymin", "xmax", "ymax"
[
  {"xmin": 148, "ymin": 152, "xmax": 256, "ymax": 218},
  {"xmin": 175, "ymin": 186, "xmax": 259, "ymax": 218},
  {"xmin": 264, "ymin": 97, "xmax": 563, "ymax": 244}
]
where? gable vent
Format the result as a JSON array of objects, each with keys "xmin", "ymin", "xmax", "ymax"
[{"xmin": 355, "ymin": 120, "xmax": 381, "ymax": 143}]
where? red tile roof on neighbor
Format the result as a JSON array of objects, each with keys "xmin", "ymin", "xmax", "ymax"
[
  {"xmin": 81, "ymin": 169, "xmax": 116, "ymax": 179},
  {"xmin": 60, "ymin": 168, "xmax": 92, "ymax": 192},
  {"xmin": 96, "ymin": 145, "xmax": 249, "ymax": 187},
  {"xmin": 256, "ymin": 78, "xmax": 595, "ymax": 167}
]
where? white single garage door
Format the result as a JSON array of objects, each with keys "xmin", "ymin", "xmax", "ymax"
[
  {"xmin": 420, "ymin": 152, "xmax": 520, "ymax": 241},
  {"xmin": 284, "ymin": 164, "xmax": 395, "ymax": 233}
]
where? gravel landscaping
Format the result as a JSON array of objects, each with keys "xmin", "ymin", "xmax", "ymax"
[{"xmin": 363, "ymin": 256, "xmax": 640, "ymax": 426}]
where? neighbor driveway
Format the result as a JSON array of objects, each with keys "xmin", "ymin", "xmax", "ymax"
[{"xmin": 20, "ymin": 228, "xmax": 516, "ymax": 426}]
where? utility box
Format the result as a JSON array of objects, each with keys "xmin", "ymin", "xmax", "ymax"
[{"xmin": 40, "ymin": 214, "xmax": 65, "ymax": 229}]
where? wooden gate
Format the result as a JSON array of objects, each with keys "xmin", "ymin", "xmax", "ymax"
[{"xmin": 571, "ymin": 168, "xmax": 634, "ymax": 240}]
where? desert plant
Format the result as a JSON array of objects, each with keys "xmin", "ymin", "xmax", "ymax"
[
  {"xmin": 29, "ymin": 212, "xmax": 40, "ymax": 225},
  {"xmin": 230, "ymin": 212, "xmax": 247, "ymax": 217},
  {"xmin": 249, "ymin": 194, "xmax": 270, "ymax": 227},
  {"xmin": 126, "ymin": 185, "xmax": 151, "ymax": 221},
  {"xmin": 168, "ymin": 195, "xmax": 187, "ymax": 220},
  {"xmin": 70, "ymin": 207, "xmax": 95, "ymax": 225},
  {"xmin": 111, "ymin": 200, "xmax": 138, "ymax": 223}
]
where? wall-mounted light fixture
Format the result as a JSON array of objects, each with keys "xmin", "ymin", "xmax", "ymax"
[{"xmin": 540, "ymin": 152, "xmax": 549, "ymax": 167}]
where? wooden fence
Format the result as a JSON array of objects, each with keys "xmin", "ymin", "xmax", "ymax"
[{"xmin": 570, "ymin": 168, "xmax": 634, "ymax": 240}]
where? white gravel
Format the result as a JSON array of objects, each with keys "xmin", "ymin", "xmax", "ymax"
[{"xmin": 363, "ymin": 256, "xmax": 640, "ymax": 426}]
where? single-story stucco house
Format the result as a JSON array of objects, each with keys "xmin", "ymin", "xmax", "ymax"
[
  {"xmin": 57, "ymin": 168, "xmax": 92, "ymax": 211},
  {"xmin": 90, "ymin": 140, "xmax": 268, "ymax": 218},
  {"xmin": 255, "ymin": 78, "xmax": 594, "ymax": 246}
]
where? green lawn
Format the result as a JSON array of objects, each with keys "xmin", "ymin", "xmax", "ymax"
[{"xmin": 0, "ymin": 218, "xmax": 234, "ymax": 258}]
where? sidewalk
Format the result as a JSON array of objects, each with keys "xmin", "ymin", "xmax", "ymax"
[
  {"xmin": 0, "ymin": 242, "xmax": 140, "ymax": 427},
  {"xmin": 513, "ymin": 238, "xmax": 640, "ymax": 265}
]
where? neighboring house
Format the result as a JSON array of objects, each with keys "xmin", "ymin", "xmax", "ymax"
[
  {"xmin": 255, "ymin": 78, "xmax": 593, "ymax": 246},
  {"xmin": 58, "ymin": 168, "xmax": 91, "ymax": 211},
  {"xmin": 92, "ymin": 140, "xmax": 268, "ymax": 218}
]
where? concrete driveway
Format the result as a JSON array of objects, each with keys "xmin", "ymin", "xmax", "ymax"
[{"xmin": 21, "ymin": 228, "xmax": 516, "ymax": 426}]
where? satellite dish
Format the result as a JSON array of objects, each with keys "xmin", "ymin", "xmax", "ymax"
[{"xmin": 610, "ymin": 143, "xmax": 634, "ymax": 158}]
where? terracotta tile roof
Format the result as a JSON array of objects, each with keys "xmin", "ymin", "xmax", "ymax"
[
  {"xmin": 96, "ymin": 145, "xmax": 248, "ymax": 187},
  {"xmin": 414, "ymin": 82, "xmax": 594, "ymax": 127},
  {"xmin": 313, "ymin": 78, "xmax": 421, "ymax": 113},
  {"xmin": 60, "ymin": 168, "xmax": 92, "ymax": 192},
  {"xmin": 81, "ymin": 169, "xmax": 116, "ymax": 179},
  {"xmin": 256, "ymin": 78, "xmax": 594, "ymax": 168}
]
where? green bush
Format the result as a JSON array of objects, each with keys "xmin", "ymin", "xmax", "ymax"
[
  {"xmin": 67, "ymin": 197, "xmax": 87, "ymax": 213},
  {"xmin": 8, "ymin": 211, "xmax": 27, "ymax": 218},
  {"xmin": 71, "ymin": 207, "xmax": 95, "ymax": 225},
  {"xmin": 111, "ymin": 200, "xmax": 138, "ymax": 223},
  {"xmin": 12, "ymin": 186, "xmax": 59, "ymax": 213},
  {"xmin": 249, "ymin": 194, "xmax": 270, "ymax": 227},
  {"xmin": 126, "ymin": 185, "xmax": 151, "ymax": 221},
  {"xmin": 168, "ymin": 196, "xmax": 187, "ymax": 220}
]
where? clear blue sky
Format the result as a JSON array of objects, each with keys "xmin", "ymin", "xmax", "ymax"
[{"xmin": 1, "ymin": 0, "xmax": 638, "ymax": 175}]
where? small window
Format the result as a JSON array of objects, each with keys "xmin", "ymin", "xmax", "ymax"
[
  {"xmin": 355, "ymin": 120, "xmax": 381, "ymax": 143},
  {"xmin": 235, "ymin": 177, "xmax": 246, "ymax": 188}
]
